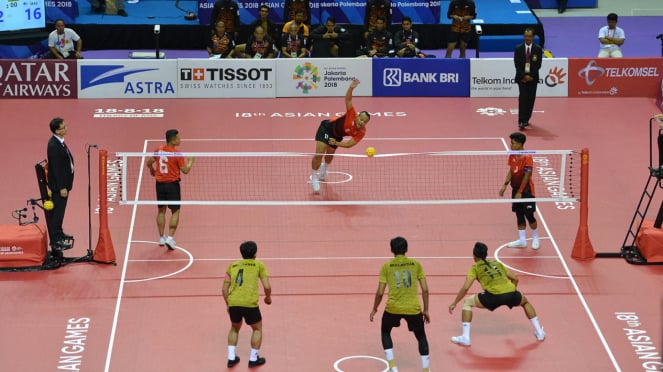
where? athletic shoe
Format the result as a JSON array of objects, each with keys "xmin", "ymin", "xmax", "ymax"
[
  {"xmin": 535, "ymin": 328, "xmax": 546, "ymax": 341},
  {"xmin": 507, "ymin": 240, "xmax": 527, "ymax": 248},
  {"xmin": 227, "ymin": 356, "xmax": 240, "ymax": 368},
  {"xmin": 159, "ymin": 236, "xmax": 166, "ymax": 246},
  {"xmin": 311, "ymin": 176, "xmax": 320, "ymax": 193},
  {"xmin": 248, "ymin": 356, "xmax": 266, "ymax": 368},
  {"xmin": 532, "ymin": 238, "xmax": 540, "ymax": 250},
  {"xmin": 518, "ymin": 122, "xmax": 526, "ymax": 130},
  {"xmin": 451, "ymin": 335, "xmax": 471, "ymax": 346},
  {"xmin": 164, "ymin": 237, "xmax": 176, "ymax": 250}
]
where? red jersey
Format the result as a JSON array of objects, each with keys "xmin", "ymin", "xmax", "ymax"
[
  {"xmin": 330, "ymin": 107, "xmax": 365, "ymax": 143},
  {"xmin": 152, "ymin": 145, "xmax": 186, "ymax": 183},
  {"xmin": 508, "ymin": 153, "xmax": 535, "ymax": 195}
]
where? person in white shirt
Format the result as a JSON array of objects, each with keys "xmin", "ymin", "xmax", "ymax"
[
  {"xmin": 598, "ymin": 13, "xmax": 625, "ymax": 58},
  {"xmin": 47, "ymin": 19, "xmax": 83, "ymax": 59}
]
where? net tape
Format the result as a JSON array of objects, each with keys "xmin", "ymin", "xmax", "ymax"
[{"xmin": 117, "ymin": 150, "xmax": 580, "ymax": 206}]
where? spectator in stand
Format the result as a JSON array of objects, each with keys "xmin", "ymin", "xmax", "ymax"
[
  {"xmin": 394, "ymin": 17, "xmax": 422, "ymax": 58},
  {"xmin": 359, "ymin": 17, "xmax": 393, "ymax": 58},
  {"xmin": 598, "ymin": 13, "xmax": 625, "ymax": 58},
  {"xmin": 236, "ymin": 25, "xmax": 276, "ymax": 59},
  {"xmin": 207, "ymin": 21, "xmax": 236, "ymax": 58},
  {"xmin": 283, "ymin": 0, "xmax": 311, "ymax": 26},
  {"xmin": 249, "ymin": 5, "xmax": 280, "ymax": 49},
  {"xmin": 46, "ymin": 20, "xmax": 83, "ymax": 59},
  {"xmin": 88, "ymin": 0, "xmax": 127, "ymax": 16},
  {"xmin": 310, "ymin": 17, "xmax": 350, "ymax": 58},
  {"xmin": 364, "ymin": 0, "xmax": 391, "ymax": 41},
  {"xmin": 446, "ymin": 0, "xmax": 476, "ymax": 58},
  {"xmin": 210, "ymin": 0, "xmax": 240, "ymax": 39},
  {"xmin": 282, "ymin": 9, "xmax": 309, "ymax": 38},
  {"xmin": 281, "ymin": 23, "xmax": 308, "ymax": 58}
]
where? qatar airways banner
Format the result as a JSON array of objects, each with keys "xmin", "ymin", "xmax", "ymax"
[
  {"xmin": 470, "ymin": 58, "xmax": 568, "ymax": 98},
  {"xmin": 568, "ymin": 58, "xmax": 663, "ymax": 98},
  {"xmin": 0, "ymin": 60, "xmax": 77, "ymax": 99},
  {"xmin": 198, "ymin": 0, "xmax": 439, "ymax": 26}
]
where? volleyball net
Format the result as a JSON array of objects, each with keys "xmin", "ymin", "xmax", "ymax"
[{"xmin": 116, "ymin": 150, "xmax": 582, "ymax": 206}]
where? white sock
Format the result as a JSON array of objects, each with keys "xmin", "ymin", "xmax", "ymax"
[
  {"xmin": 518, "ymin": 229, "xmax": 526, "ymax": 242},
  {"xmin": 228, "ymin": 345, "xmax": 236, "ymax": 360},
  {"xmin": 462, "ymin": 322, "xmax": 471, "ymax": 339},
  {"xmin": 530, "ymin": 316, "xmax": 543, "ymax": 333},
  {"xmin": 250, "ymin": 348, "xmax": 259, "ymax": 361},
  {"xmin": 320, "ymin": 162, "xmax": 327, "ymax": 174},
  {"xmin": 384, "ymin": 348, "xmax": 394, "ymax": 361},
  {"xmin": 421, "ymin": 354, "xmax": 430, "ymax": 368},
  {"xmin": 532, "ymin": 228, "xmax": 539, "ymax": 239},
  {"xmin": 311, "ymin": 169, "xmax": 318, "ymax": 180}
]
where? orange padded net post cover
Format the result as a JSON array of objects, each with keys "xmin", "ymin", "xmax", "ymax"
[
  {"xmin": 572, "ymin": 148, "xmax": 596, "ymax": 260},
  {"xmin": 93, "ymin": 150, "xmax": 116, "ymax": 264}
]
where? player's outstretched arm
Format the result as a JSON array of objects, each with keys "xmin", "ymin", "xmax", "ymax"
[{"xmin": 345, "ymin": 79, "xmax": 360, "ymax": 111}]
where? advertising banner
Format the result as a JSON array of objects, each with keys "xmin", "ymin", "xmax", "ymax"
[
  {"xmin": 657, "ymin": 77, "xmax": 663, "ymax": 113},
  {"xmin": 470, "ymin": 58, "xmax": 568, "ymax": 98},
  {"xmin": 0, "ymin": 60, "xmax": 77, "ymax": 98},
  {"xmin": 78, "ymin": 59, "xmax": 178, "ymax": 99},
  {"xmin": 568, "ymin": 58, "xmax": 663, "ymax": 98},
  {"xmin": 45, "ymin": 0, "xmax": 78, "ymax": 24},
  {"xmin": 275, "ymin": 58, "xmax": 372, "ymax": 97},
  {"xmin": 178, "ymin": 59, "xmax": 276, "ymax": 98},
  {"xmin": 372, "ymin": 58, "xmax": 469, "ymax": 97}
]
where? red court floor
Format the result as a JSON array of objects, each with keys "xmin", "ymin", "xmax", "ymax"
[{"xmin": 0, "ymin": 96, "xmax": 661, "ymax": 371}]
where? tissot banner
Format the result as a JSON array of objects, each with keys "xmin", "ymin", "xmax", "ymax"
[{"xmin": 178, "ymin": 59, "xmax": 276, "ymax": 98}]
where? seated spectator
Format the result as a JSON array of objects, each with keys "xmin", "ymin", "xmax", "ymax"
[
  {"xmin": 236, "ymin": 25, "xmax": 276, "ymax": 59},
  {"xmin": 446, "ymin": 0, "xmax": 476, "ymax": 58},
  {"xmin": 359, "ymin": 17, "xmax": 393, "ymax": 58},
  {"xmin": 310, "ymin": 17, "xmax": 349, "ymax": 57},
  {"xmin": 210, "ymin": 0, "xmax": 240, "ymax": 39},
  {"xmin": 364, "ymin": 0, "xmax": 391, "ymax": 41},
  {"xmin": 45, "ymin": 19, "xmax": 83, "ymax": 59},
  {"xmin": 281, "ymin": 23, "xmax": 308, "ymax": 58},
  {"xmin": 283, "ymin": 10, "xmax": 309, "ymax": 38},
  {"xmin": 598, "ymin": 13, "xmax": 625, "ymax": 58},
  {"xmin": 250, "ymin": 5, "xmax": 280, "ymax": 49},
  {"xmin": 394, "ymin": 17, "xmax": 422, "ymax": 58},
  {"xmin": 207, "ymin": 21, "xmax": 236, "ymax": 58},
  {"xmin": 284, "ymin": 0, "xmax": 310, "ymax": 26},
  {"xmin": 88, "ymin": 0, "xmax": 127, "ymax": 16}
]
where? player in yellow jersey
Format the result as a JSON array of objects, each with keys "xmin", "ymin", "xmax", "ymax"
[
  {"xmin": 223, "ymin": 241, "xmax": 272, "ymax": 368},
  {"xmin": 370, "ymin": 237, "xmax": 431, "ymax": 372},
  {"xmin": 448, "ymin": 242, "xmax": 545, "ymax": 346}
]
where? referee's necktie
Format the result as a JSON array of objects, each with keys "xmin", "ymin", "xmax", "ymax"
[{"xmin": 526, "ymin": 46, "xmax": 530, "ymax": 63}]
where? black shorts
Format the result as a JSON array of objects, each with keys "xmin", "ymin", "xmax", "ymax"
[
  {"xmin": 380, "ymin": 311, "xmax": 425, "ymax": 332},
  {"xmin": 511, "ymin": 190, "xmax": 536, "ymax": 214},
  {"xmin": 447, "ymin": 31, "xmax": 473, "ymax": 44},
  {"xmin": 477, "ymin": 291, "xmax": 523, "ymax": 311},
  {"xmin": 156, "ymin": 181, "xmax": 181, "ymax": 210},
  {"xmin": 314, "ymin": 120, "xmax": 342, "ymax": 149},
  {"xmin": 228, "ymin": 306, "xmax": 262, "ymax": 325}
]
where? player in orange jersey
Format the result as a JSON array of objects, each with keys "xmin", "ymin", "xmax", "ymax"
[{"xmin": 146, "ymin": 129, "xmax": 194, "ymax": 250}]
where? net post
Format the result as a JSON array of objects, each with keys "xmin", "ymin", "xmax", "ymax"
[
  {"xmin": 572, "ymin": 148, "xmax": 596, "ymax": 260},
  {"xmin": 93, "ymin": 150, "xmax": 117, "ymax": 265}
]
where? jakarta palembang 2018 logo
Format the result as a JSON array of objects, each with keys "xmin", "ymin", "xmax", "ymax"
[{"xmin": 293, "ymin": 62, "xmax": 320, "ymax": 94}]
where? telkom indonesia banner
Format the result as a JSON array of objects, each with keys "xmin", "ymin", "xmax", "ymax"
[
  {"xmin": 372, "ymin": 58, "xmax": 469, "ymax": 97},
  {"xmin": 568, "ymin": 58, "xmax": 663, "ymax": 98},
  {"xmin": 178, "ymin": 59, "xmax": 276, "ymax": 98},
  {"xmin": 78, "ymin": 60, "xmax": 178, "ymax": 99},
  {"xmin": 0, "ymin": 60, "xmax": 77, "ymax": 99},
  {"xmin": 275, "ymin": 58, "xmax": 372, "ymax": 97},
  {"xmin": 470, "ymin": 58, "xmax": 568, "ymax": 98},
  {"xmin": 198, "ymin": 0, "xmax": 439, "ymax": 26}
]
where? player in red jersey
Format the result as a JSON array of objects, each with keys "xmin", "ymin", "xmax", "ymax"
[{"xmin": 146, "ymin": 129, "xmax": 194, "ymax": 250}]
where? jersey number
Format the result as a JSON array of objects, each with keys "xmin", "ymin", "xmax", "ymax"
[
  {"xmin": 235, "ymin": 269, "xmax": 244, "ymax": 286},
  {"xmin": 158, "ymin": 156, "xmax": 169, "ymax": 174},
  {"xmin": 393, "ymin": 270, "xmax": 412, "ymax": 288}
]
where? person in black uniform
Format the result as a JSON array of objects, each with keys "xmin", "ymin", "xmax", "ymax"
[
  {"xmin": 514, "ymin": 28, "xmax": 543, "ymax": 130},
  {"xmin": 46, "ymin": 117, "xmax": 74, "ymax": 251}
]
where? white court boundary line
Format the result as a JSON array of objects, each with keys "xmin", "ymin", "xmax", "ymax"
[{"xmin": 104, "ymin": 137, "xmax": 620, "ymax": 372}]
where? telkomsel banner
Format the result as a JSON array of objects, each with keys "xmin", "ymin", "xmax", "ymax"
[
  {"xmin": 568, "ymin": 58, "xmax": 663, "ymax": 98},
  {"xmin": 0, "ymin": 60, "xmax": 77, "ymax": 99},
  {"xmin": 178, "ymin": 59, "xmax": 276, "ymax": 98},
  {"xmin": 470, "ymin": 58, "xmax": 568, "ymax": 98},
  {"xmin": 373, "ymin": 58, "xmax": 469, "ymax": 97},
  {"xmin": 78, "ymin": 60, "xmax": 178, "ymax": 99}
]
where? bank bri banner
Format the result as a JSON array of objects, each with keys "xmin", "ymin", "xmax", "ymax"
[{"xmin": 371, "ymin": 58, "xmax": 469, "ymax": 97}]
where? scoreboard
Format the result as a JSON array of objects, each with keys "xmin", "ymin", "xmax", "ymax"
[{"xmin": 0, "ymin": 0, "xmax": 45, "ymax": 32}]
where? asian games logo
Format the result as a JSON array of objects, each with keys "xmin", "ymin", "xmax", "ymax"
[{"xmin": 293, "ymin": 62, "xmax": 320, "ymax": 94}]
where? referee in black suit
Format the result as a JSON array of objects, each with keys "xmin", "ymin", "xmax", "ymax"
[
  {"xmin": 514, "ymin": 28, "xmax": 543, "ymax": 131},
  {"xmin": 47, "ymin": 117, "xmax": 74, "ymax": 250}
]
